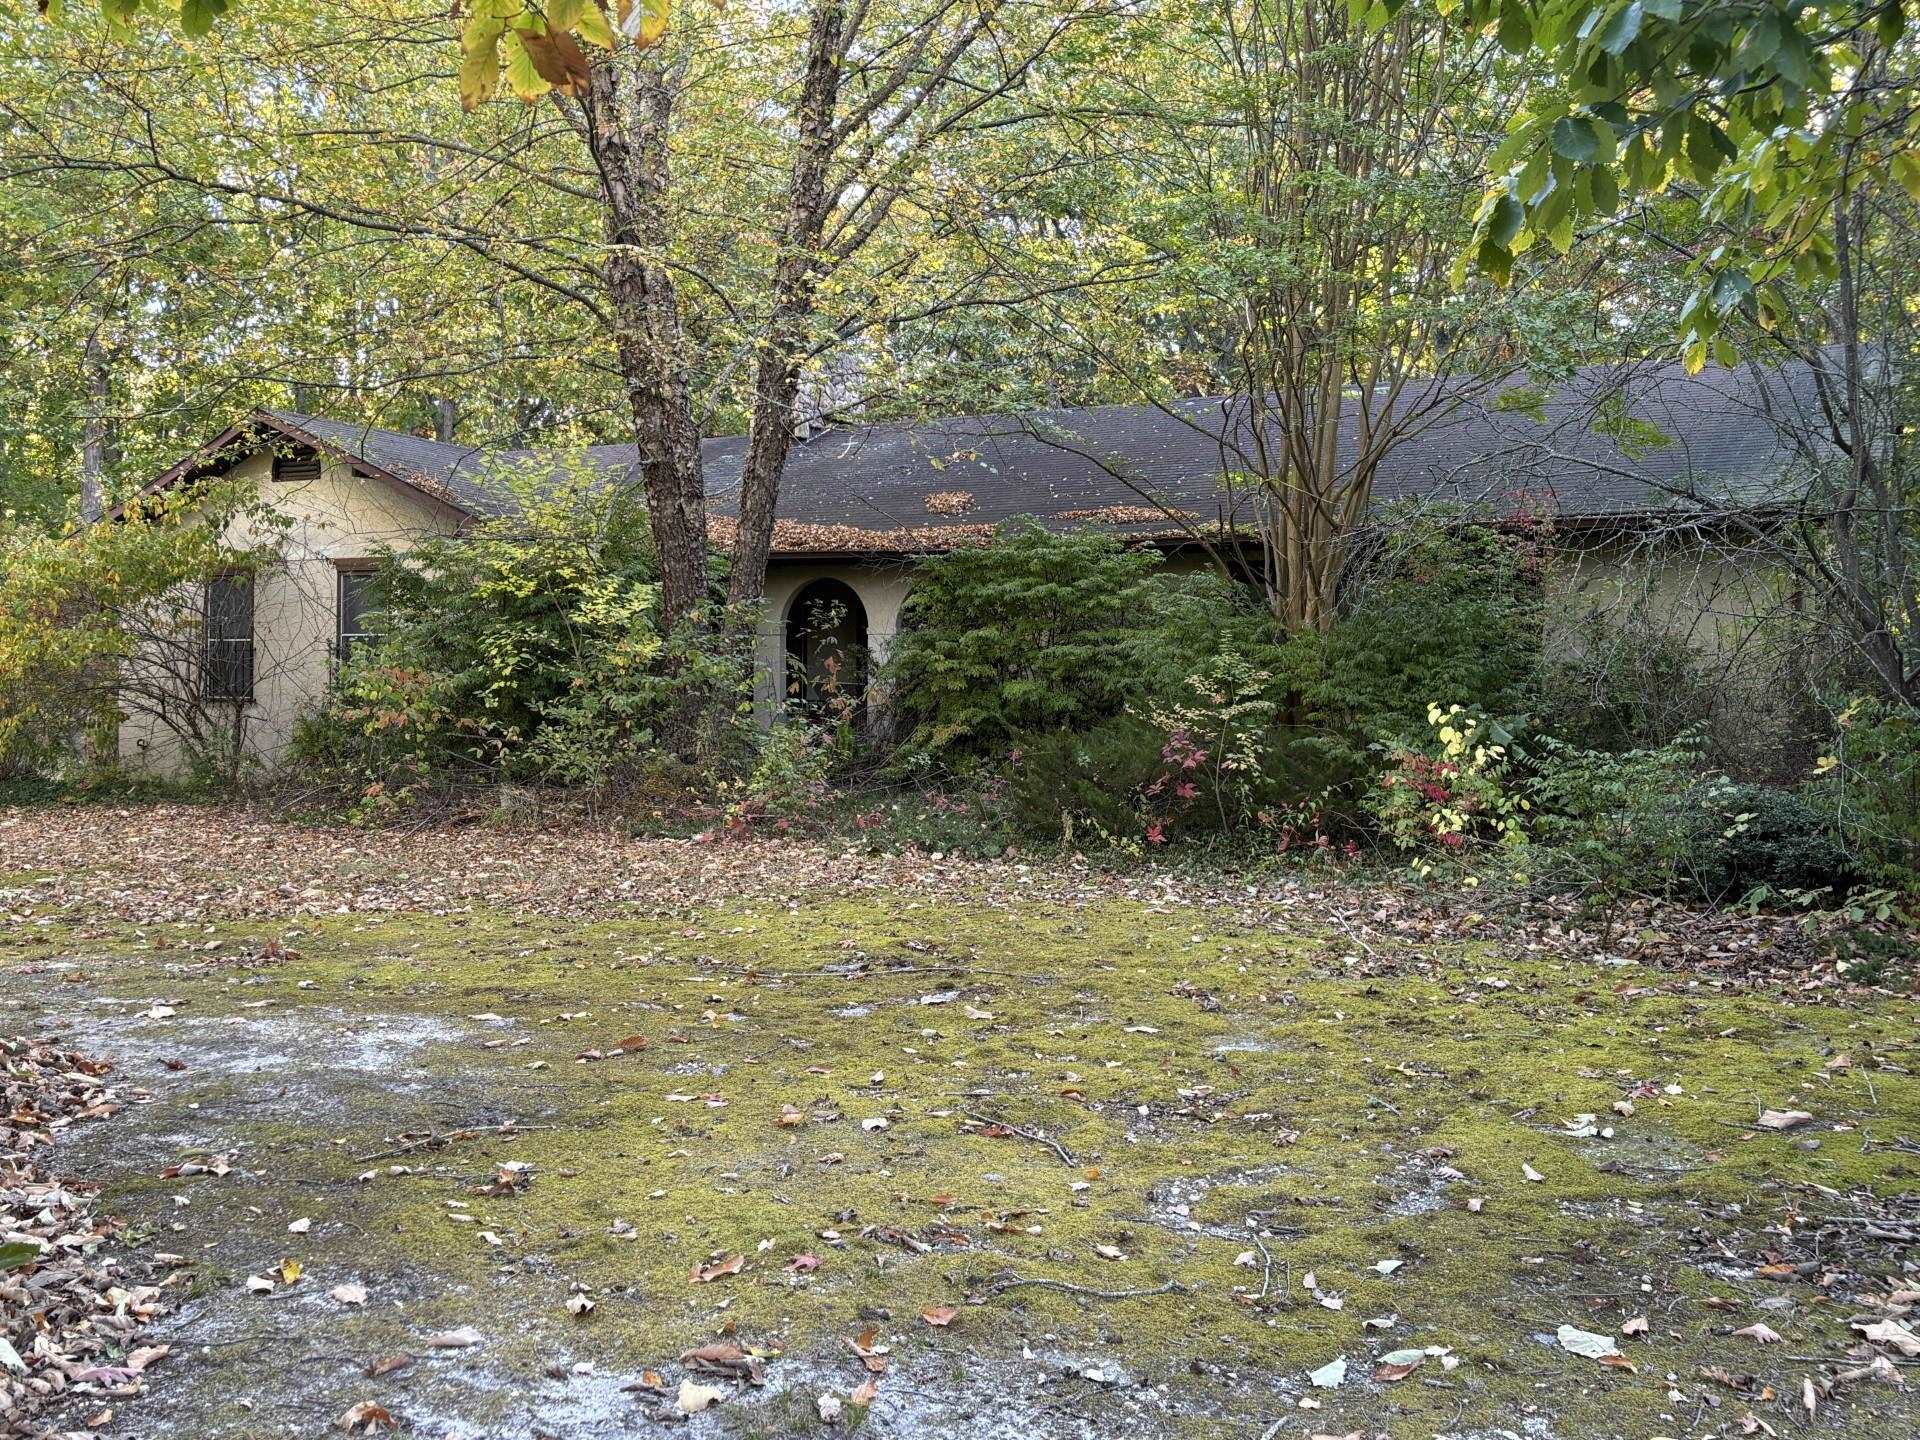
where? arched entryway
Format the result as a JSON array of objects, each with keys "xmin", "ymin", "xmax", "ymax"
[{"xmin": 784, "ymin": 578, "xmax": 869, "ymax": 720}]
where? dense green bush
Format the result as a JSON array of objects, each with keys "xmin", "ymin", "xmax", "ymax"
[
  {"xmin": 292, "ymin": 474, "xmax": 749, "ymax": 790},
  {"xmin": 0, "ymin": 479, "xmax": 286, "ymax": 786},
  {"xmin": 1296, "ymin": 517, "xmax": 1546, "ymax": 742},
  {"xmin": 1524, "ymin": 736, "xmax": 1704, "ymax": 903},
  {"xmin": 1006, "ymin": 652, "xmax": 1358, "ymax": 851},
  {"xmin": 885, "ymin": 523, "xmax": 1167, "ymax": 764},
  {"xmin": 1689, "ymin": 781, "xmax": 1858, "ymax": 903},
  {"xmin": 1004, "ymin": 713, "xmax": 1168, "ymax": 843}
]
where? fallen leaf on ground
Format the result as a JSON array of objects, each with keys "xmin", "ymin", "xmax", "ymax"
[
  {"xmin": 681, "ymin": 1342, "xmax": 763, "ymax": 1380},
  {"xmin": 329, "ymin": 1283, "xmax": 369, "ymax": 1306},
  {"xmin": 336, "ymin": 1400, "xmax": 396, "ymax": 1433},
  {"xmin": 1732, "ymin": 1323, "xmax": 1783, "ymax": 1343},
  {"xmin": 424, "ymin": 1326, "xmax": 483, "ymax": 1349},
  {"xmin": 1621, "ymin": 1315, "xmax": 1649, "ymax": 1336},
  {"xmin": 1557, "ymin": 1324, "xmax": 1623, "ymax": 1361},
  {"xmin": 676, "ymin": 1378, "xmax": 725, "ymax": 1415},
  {"xmin": 366, "ymin": 1354, "xmax": 411, "ymax": 1378},
  {"xmin": 1307, "ymin": 1356, "xmax": 1346, "ymax": 1388},
  {"xmin": 920, "ymin": 1305, "xmax": 958, "ymax": 1327},
  {"xmin": 1853, "ymin": 1318, "xmax": 1920, "ymax": 1356},
  {"xmin": 1757, "ymin": 1109, "xmax": 1814, "ymax": 1130},
  {"xmin": 691, "ymin": 1254, "xmax": 745, "ymax": 1284}
]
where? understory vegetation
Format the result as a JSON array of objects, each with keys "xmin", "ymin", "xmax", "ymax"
[{"xmin": 6, "ymin": 501, "xmax": 1913, "ymax": 954}]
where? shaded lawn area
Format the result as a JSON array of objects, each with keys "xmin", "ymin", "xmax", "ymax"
[{"xmin": 3, "ymin": 806, "xmax": 1918, "ymax": 1439}]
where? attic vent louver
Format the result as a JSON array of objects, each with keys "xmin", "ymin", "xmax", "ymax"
[{"xmin": 272, "ymin": 449, "xmax": 322, "ymax": 484}]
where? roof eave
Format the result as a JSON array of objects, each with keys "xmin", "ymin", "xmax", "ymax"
[{"xmin": 105, "ymin": 408, "xmax": 479, "ymax": 524}]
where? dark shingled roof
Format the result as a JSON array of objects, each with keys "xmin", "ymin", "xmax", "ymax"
[{"xmin": 260, "ymin": 357, "xmax": 1824, "ymax": 554}]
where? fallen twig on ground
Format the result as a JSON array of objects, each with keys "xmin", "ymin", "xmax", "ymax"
[
  {"xmin": 962, "ymin": 1111, "xmax": 1076, "ymax": 1165},
  {"xmin": 981, "ymin": 1272, "xmax": 1185, "ymax": 1302}
]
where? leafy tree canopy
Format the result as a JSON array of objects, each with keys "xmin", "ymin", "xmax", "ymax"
[{"xmin": 1427, "ymin": 0, "xmax": 1920, "ymax": 367}]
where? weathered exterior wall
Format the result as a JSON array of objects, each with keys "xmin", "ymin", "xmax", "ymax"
[
  {"xmin": 755, "ymin": 560, "xmax": 917, "ymax": 723},
  {"xmin": 117, "ymin": 453, "xmax": 466, "ymax": 776},
  {"xmin": 1547, "ymin": 533, "xmax": 1779, "ymax": 656}
]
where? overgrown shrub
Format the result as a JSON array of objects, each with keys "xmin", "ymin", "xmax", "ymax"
[
  {"xmin": 1524, "ymin": 736, "xmax": 1704, "ymax": 904},
  {"xmin": 0, "ymin": 480, "xmax": 285, "ymax": 785},
  {"xmin": 292, "ymin": 474, "xmax": 750, "ymax": 790},
  {"xmin": 1005, "ymin": 714, "xmax": 1167, "ymax": 844},
  {"xmin": 720, "ymin": 719, "xmax": 842, "ymax": 831},
  {"xmin": 1537, "ymin": 605, "xmax": 1713, "ymax": 753},
  {"xmin": 1298, "ymin": 516, "xmax": 1546, "ymax": 742},
  {"xmin": 885, "ymin": 523, "xmax": 1166, "ymax": 764},
  {"xmin": 1368, "ymin": 704, "xmax": 1529, "ymax": 871},
  {"xmin": 1809, "ymin": 698, "xmax": 1920, "ymax": 890},
  {"xmin": 1689, "ymin": 781, "xmax": 1857, "ymax": 903}
]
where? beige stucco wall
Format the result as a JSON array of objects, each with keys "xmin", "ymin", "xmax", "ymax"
[{"xmin": 117, "ymin": 452, "xmax": 466, "ymax": 776}]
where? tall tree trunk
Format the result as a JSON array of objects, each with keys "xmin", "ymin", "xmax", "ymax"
[
  {"xmin": 727, "ymin": 0, "xmax": 847, "ymax": 607},
  {"xmin": 581, "ymin": 55, "xmax": 710, "ymax": 632},
  {"xmin": 80, "ymin": 328, "xmax": 110, "ymax": 525}
]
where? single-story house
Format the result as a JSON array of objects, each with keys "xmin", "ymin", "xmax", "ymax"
[{"xmin": 111, "ymin": 358, "xmax": 1820, "ymax": 774}]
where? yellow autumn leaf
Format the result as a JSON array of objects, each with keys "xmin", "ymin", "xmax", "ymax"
[
  {"xmin": 574, "ymin": 1, "xmax": 615, "ymax": 47},
  {"xmin": 502, "ymin": 30, "xmax": 554, "ymax": 102},
  {"xmin": 459, "ymin": 17, "xmax": 506, "ymax": 111}
]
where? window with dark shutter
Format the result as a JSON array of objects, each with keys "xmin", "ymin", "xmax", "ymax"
[
  {"xmin": 336, "ymin": 568, "xmax": 382, "ymax": 661},
  {"xmin": 203, "ymin": 575, "xmax": 255, "ymax": 702},
  {"xmin": 271, "ymin": 448, "xmax": 322, "ymax": 484}
]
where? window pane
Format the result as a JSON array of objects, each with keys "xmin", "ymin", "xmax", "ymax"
[
  {"xmin": 337, "ymin": 570, "xmax": 382, "ymax": 659},
  {"xmin": 204, "ymin": 576, "xmax": 254, "ymax": 700}
]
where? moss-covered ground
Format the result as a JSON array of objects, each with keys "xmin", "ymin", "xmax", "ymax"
[{"xmin": 4, "ymin": 848, "xmax": 1917, "ymax": 1439}]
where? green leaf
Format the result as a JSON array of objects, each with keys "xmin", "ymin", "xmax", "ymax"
[
  {"xmin": 1486, "ymin": 192, "xmax": 1526, "ymax": 249},
  {"xmin": 1587, "ymin": 162, "xmax": 1620, "ymax": 214},
  {"xmin": 1597, "ymin": 0, "xmax": 1644, "ymax": 56},
  {"xmin": 1878, "ymin": 0, "xmax": 1906, "ymax": 49},
  {"xmin": 1708, "ymin": 268, "xmax": 1753, "ymax": 315},
  {"xmin": 1476, "ymin": 236, "xmax": 1515, "ymax": 284},
  {"xmin": 179, "ymin": 0, "xmax": 223, "ymax": 37},
  {"xmin": 502, "ymin": 30, "xmax": 553, "ymax": 100},
  {"xmin": 0, "ymin": 1241, "xmax": 40, "ymax": 1270},
  {"xmin": 1496, "ymin": 0, "xmax": 1533, "ymax": 53},
  {"xmin": 1735, "ymin": 10, "xmax": 1781, "ymax": 71},
  {"xmin": 1686, "ymin": 114, "xmax": 1734, "ymax": 181},
  {"xmin": 459, "ymin": 27, "xmax": 505, "ymax": 111},
  {"xmin": 1551, "ymin": 115, "xmax": 1599, "ymax": 163},
  {"xmin": 574, "ymin": 1, "xmax": 616, "ymax": 47},
  {"xmin": 1893, "ymin": 150, "xmax": 1920, "ymax": 203}
]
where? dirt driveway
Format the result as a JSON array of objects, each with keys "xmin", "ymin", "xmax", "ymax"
[{"xmin": 4, "ymin": 805, "xmax": 1917, "ymax": 1439}]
